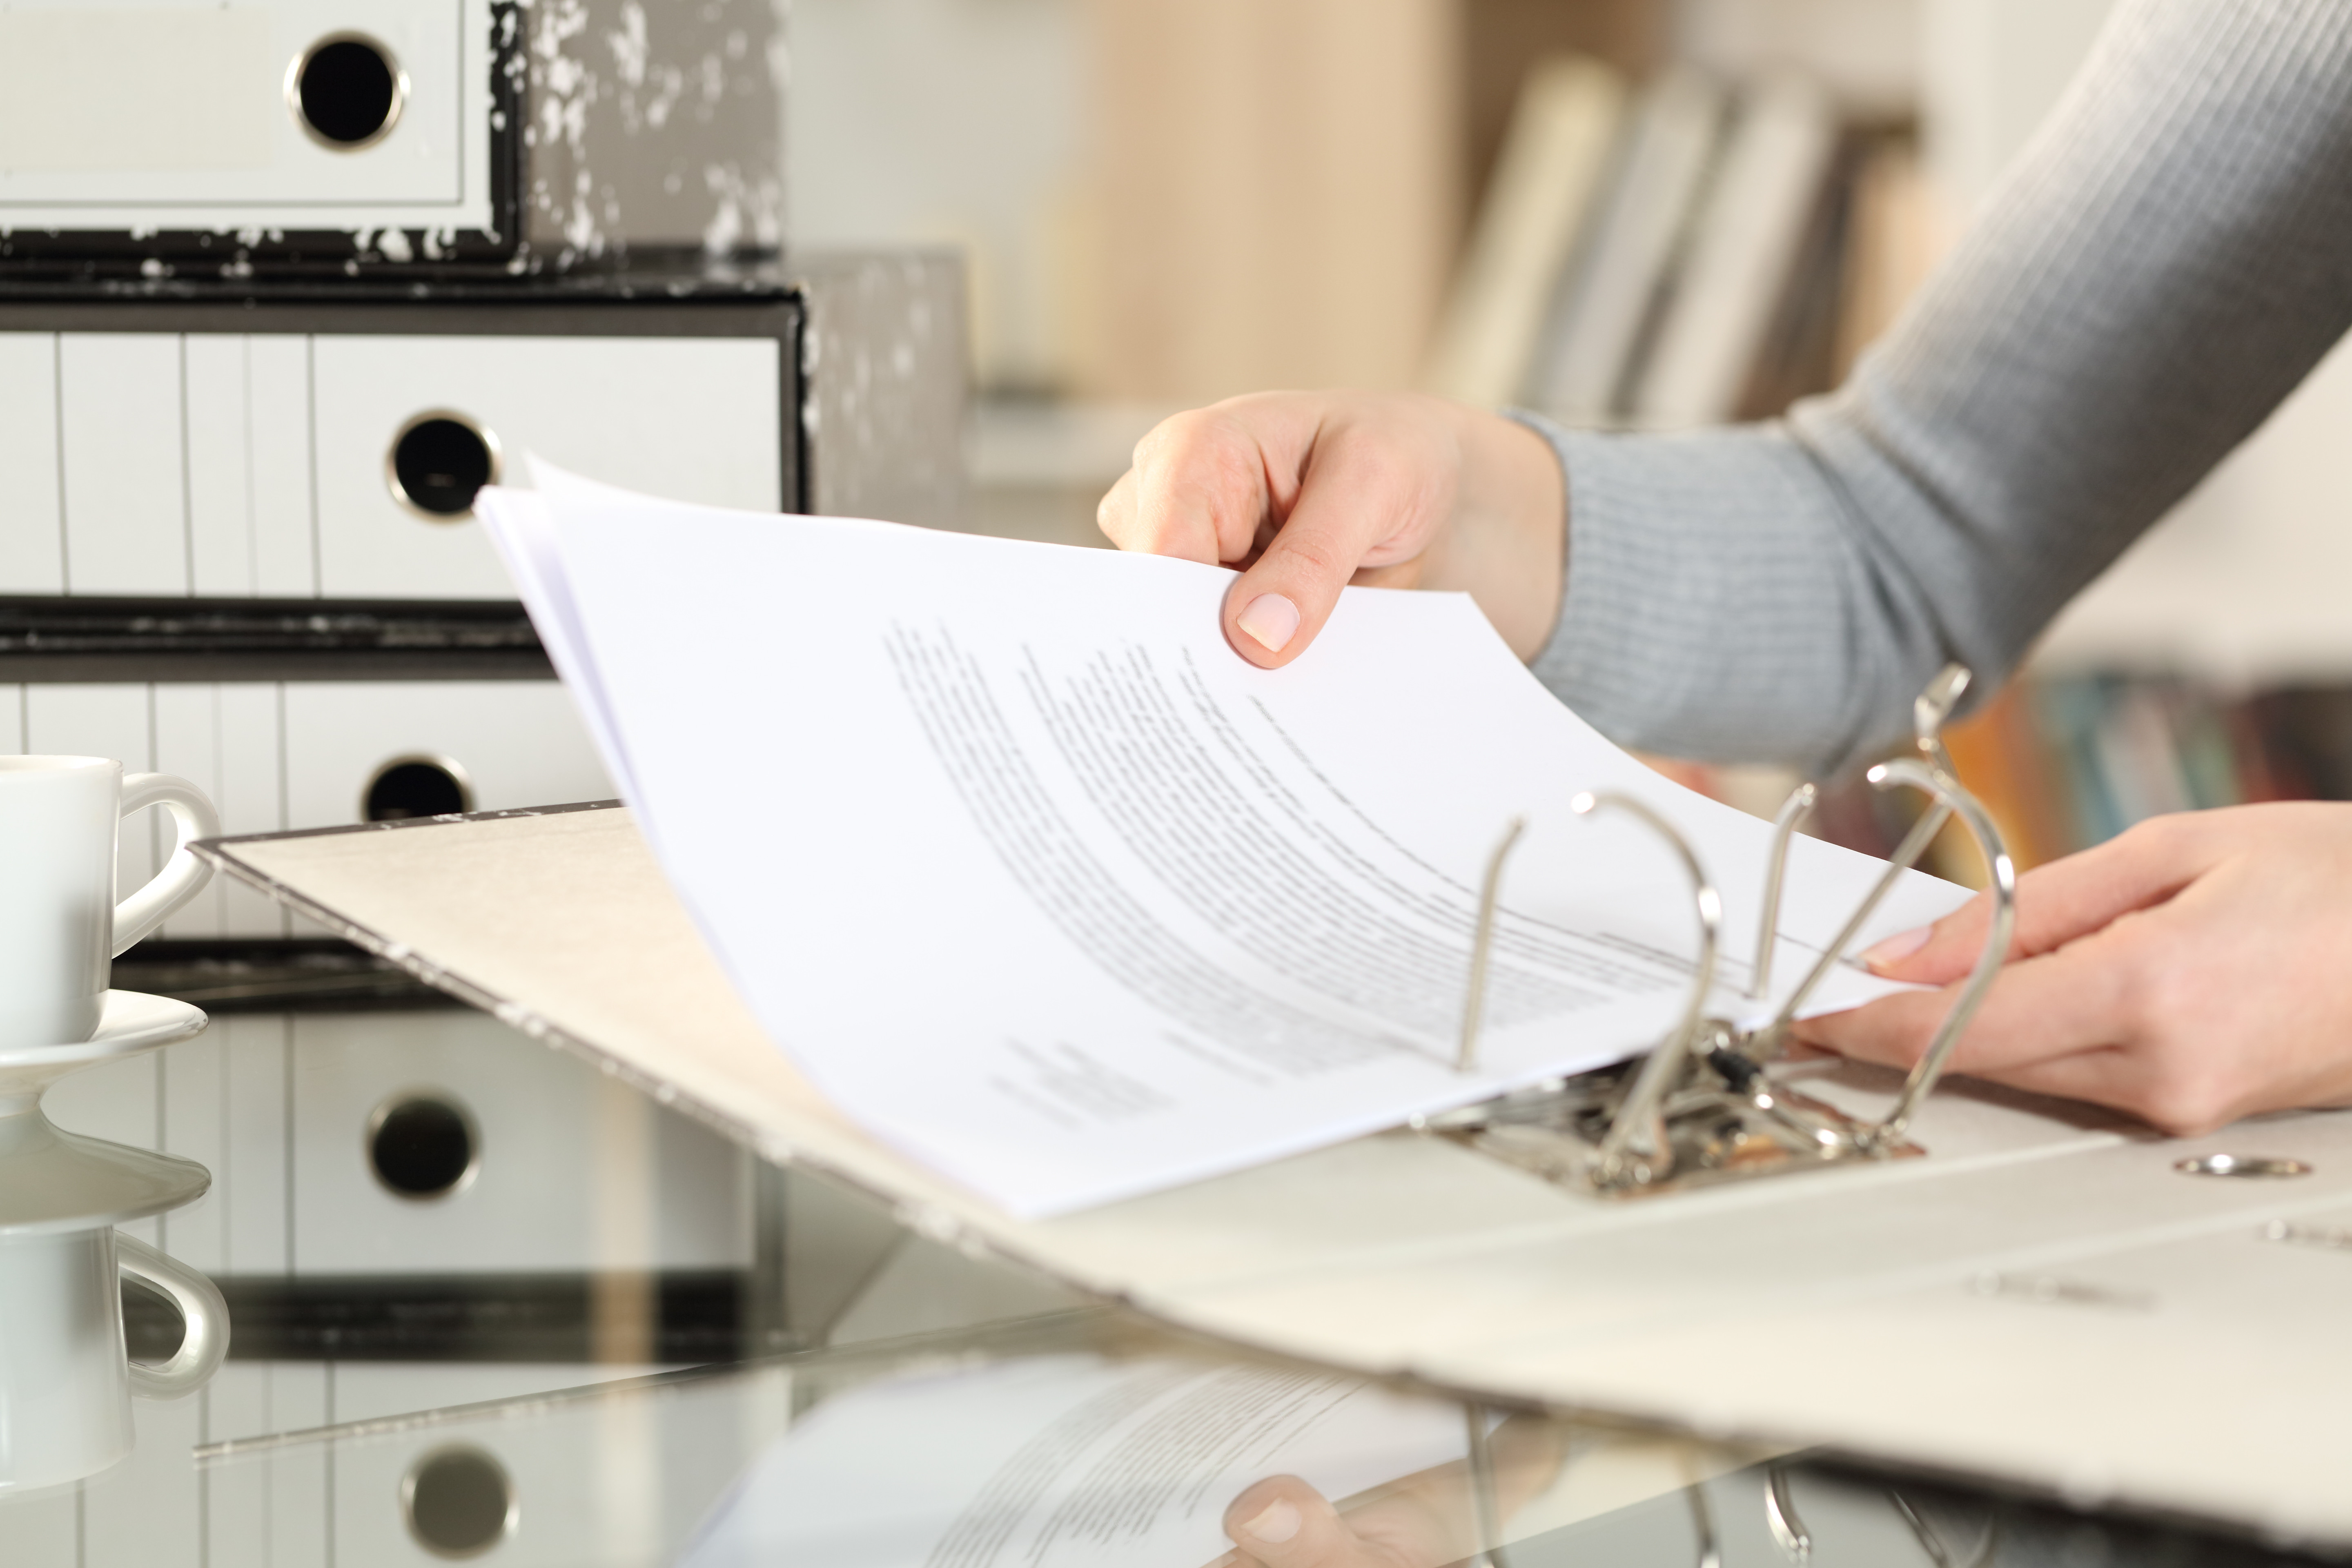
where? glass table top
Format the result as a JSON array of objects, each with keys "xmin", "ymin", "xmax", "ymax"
[
  {"xmin": 0, "ymin": 971, "xmax": 2337, "ymax": 1566},
  {"xmin": 4, "ymin": 1218, "xmax": 2341, "ymax": 1567}
]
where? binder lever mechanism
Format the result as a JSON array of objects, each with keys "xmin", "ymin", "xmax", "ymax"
[{"xmin": 1430, "ymin": 665, "xmax": 2016, "ymax": 1198}]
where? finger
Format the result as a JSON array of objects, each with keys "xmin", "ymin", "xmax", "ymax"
[
  {"xmin": 1223, "ymin": 422, "xmax": 1443, "ymax": 668},
  {"xmin": 1095, "ymin": 466, "xmax": 1140, "ymax": 546},
  {"xmin": 1863, "ymin": 814, "xmax": 2218, "ymax": 985},
  {"xmin": 1950, "ymin": 1043, "xmax": 2254, "ymax": 1136},
  {"xmin": 1109, "ymin": 408, "xmax": 1284, "ymax": 568},
  {"xmin": 1798, "ymin": 913, "xmax": 2152, "ymax": 1078},
  {"xmin": 1224, "ymin": 1477, "xmax": 1372, "ymax": 1568},
  {"xmin": 1947, "ymin": 1046, "xmax": 2150, "ymax": 1117},
  {"xmin": 1807, "ymin": 999, "xmax": 2199, "ymax": 1131}
]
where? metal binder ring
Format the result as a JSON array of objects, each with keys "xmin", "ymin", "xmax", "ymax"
[
  {"xmin": 1575, "ymin": 791, "xmax": 1722, "ymax": 1189},
  {"xmin": 1431, "ymin": 665, "xmax": 2007, "ymax": 1196},
  {"xmin": 1456, "ymin": 818, "xmax": 1527, "ymax": 1074},
  {"xmin": 1752, "ymin": 664, "xmax": 1977, "ymax": 1058},
  {"xmin": 1748, "ymin": 782, "xmax": 1818, "ymax": 1000},
  {"xmin": 1853, "ymin": 757, "xmax": 2016, "ymax": 1150}
]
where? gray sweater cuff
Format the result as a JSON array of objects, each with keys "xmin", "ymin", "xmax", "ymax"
[{"xmin": 1506, "ymin": 410, "xmax": 1904, "ymax": 774}]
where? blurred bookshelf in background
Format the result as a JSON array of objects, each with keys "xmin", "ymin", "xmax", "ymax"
[
  {"xmin": 1738, "ymin": 677, "xmax": 2352, "ymax": 892},
  {"xmin": 1423, "ymin": 30, "xmax": 1936, "ymax": 433},
  {"xmin": 1414, "ymin": 0, "xmax": 2352, "ymax": 882}
]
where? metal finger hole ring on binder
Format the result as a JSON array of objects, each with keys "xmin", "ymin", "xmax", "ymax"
[{"xmin": 1426, "ymin": 664, "xmax": 2016, "ymax": 1199}]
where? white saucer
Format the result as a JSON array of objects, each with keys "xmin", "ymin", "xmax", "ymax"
[
  {"xmin": 0, "ymin": 993, "xmax": 212, "ymax": 1236},
  {"xmin": 0, "ymin": 991, "xmax": 207, "ymax": 1088}
]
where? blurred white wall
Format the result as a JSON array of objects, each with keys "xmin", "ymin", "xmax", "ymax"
[
  {"xmin": 780, "ymin": 0, "xmax": 2126, "ymax": 387},
  {"xmin": 786, "ymin": 0, "xmax": 1948, "ymax": 396},
  {"xmin": 2039, "ymin": 331, "xmax": 2352, "ymax": 684},
  {"xmin": 787, "ymin": 0, "xmax": 1086, "ymax": 390},
  {"xmin": 1976, "ymin": 0, "xmax": 2352, "ymax": 684},
  {"xmin": 1918, "ymin": 0, "xmax": 2116, "ymax": 211}
]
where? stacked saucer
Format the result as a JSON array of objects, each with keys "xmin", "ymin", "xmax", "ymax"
[
  {"xmin": 0, "ymin": 991, "xmax": 212, "ymax": 1237},
  {"xmin": 0, "ymin": 991, "xmax": 229, "ymax": 1493}
]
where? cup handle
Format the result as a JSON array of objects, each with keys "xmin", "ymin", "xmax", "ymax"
[
  {"xmin": 112, "ymin": 773, "xmax": 222, "ymax": 957},
  {"xmin": 116, "ymin": 1233, "xmax": 231, "ymax": 1399}
]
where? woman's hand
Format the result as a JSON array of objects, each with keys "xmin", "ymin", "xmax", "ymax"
[
  {"xmin": 1797, "ymin": 802, "xmax": 2352, "ymax": 1134},
  {"xmin": 1097, "ymin": 392, "xmax": 1566, "ymax": 668}
]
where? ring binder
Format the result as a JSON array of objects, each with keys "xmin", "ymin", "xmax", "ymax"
[
  {"xmin": 1573, "ymin": 790, "xmax": 1724, "ymax": 1192},
  {"xmin": 1428, "ymin": 664, "xmax": 2018, "ymax": 1198},
  {"xmin": 1766, "ymin": 1461, "xmax": 1811, "ymax": 1562},
  {"xmin": 1748, "ymin": 780, "xmax": 1817, "ymax": 1000}
]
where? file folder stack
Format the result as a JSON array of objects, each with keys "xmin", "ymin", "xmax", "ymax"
[{"xmin": 0, "ymin": 0, "xmax": 964, "ymax": 1371}]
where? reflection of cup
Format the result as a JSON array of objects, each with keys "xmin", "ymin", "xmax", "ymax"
[
  {"xmin": 0, "ymin": 758, "xmax": 219, "ymax": 1050},
  {"xmin": 0, "ymin": 1227, "xmax": 229, "ymax": 1491}
]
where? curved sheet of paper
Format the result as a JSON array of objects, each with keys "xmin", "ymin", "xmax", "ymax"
[{"xmin": 477, "ymin": 465, "xmax": 1964, "ymax": 1216}]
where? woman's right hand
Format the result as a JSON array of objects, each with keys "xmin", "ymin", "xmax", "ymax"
[{"xmin": 1096, "ymin": 392, "xmax": 1568, "ymax": 669}]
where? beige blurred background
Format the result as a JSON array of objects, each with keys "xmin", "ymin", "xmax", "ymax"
[
  {"xmin": 788, "ymin": 0, "xmax": 2108, "ymax": 405},
  {"xmin": 788, "ymin": 0, "xmax": 2352, "ymax": 875}
]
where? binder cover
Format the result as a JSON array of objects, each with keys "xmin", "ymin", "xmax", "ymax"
[{"xmin": 199, "ymin": 802, "xmax": 2352, "ymax": 1548}]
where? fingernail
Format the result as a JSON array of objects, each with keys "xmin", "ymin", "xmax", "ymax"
[
  {"xmin": 1241, "ymin": 1499, "xmax": 1301, "ymax": 1544},
  {"xmin": 1863, "ymin": 925, "xmax": 1932, "ymax": 971},
  {"xmin": 1236, "ymin": 593, "xmax": 1300, "ymax": 654}
]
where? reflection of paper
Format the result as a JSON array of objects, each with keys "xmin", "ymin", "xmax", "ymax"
[
  {"xmin": 477, "ymin": 466, "xmax": 1964, "ymax": 1216},
  {"xmin": 480, "ymin": 480, "xmax": 639, "ymax": 801},
  {"xmin": 677, "ymin": 1356, "xmax": 1470, "ymax": 1568}
]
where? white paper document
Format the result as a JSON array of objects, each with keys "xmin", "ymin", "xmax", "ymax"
[
  {"xmin": 677, "ymin": 1354, "xmax": 1472, "ymax": 1568},
  {"xmin": 479, "ymin": 467, "xmax": 1967, "ymax": 1216}
]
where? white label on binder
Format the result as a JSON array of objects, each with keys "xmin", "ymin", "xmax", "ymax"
[
  {"xmin": 480, "ymin": 467, "xmax": 1966, "ymax": 1216},
  {"xmin": 0, "ymin": 10, "xmax": 272, "ymax": 174}
]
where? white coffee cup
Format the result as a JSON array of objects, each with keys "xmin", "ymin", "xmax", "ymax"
[
  {"xmin": 0, "ymin": 758, "xmax": 220, "ymax": 1051},
  {"xmin": 0, "ymin": 1226, "xmax": 229, "ymax": 1491}
]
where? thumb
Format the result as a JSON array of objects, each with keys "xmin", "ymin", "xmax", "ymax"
[
  {"xmin": 1222, "ymin": 514, "xmax": 1369, "ymax": 670},
  {"xmin": 1224, "ymin": 1477, "xmax": 1362, "ymax": 1568},
  {"xmin": 1221, "ymin": 429, "xmax": 1441, "ymax": 669}
]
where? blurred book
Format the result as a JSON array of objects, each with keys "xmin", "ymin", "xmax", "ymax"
[
  {"xmin": 1526, "ymin": 66, "xmax": 1725, "ymax": 422},
  {"xmin": 1936, "ymin": 679, "xmax": 2071, "ymax": 873},
  {"xmin": 1832, "ymin": 135, "xmax": 1944, "ymax": 378},
  {"xmin": 1644, "ymin": 672, "xmax": 2352, "ymax": 891},
  {"xmin": 1947, "ymin": 675, "xmax": 2352, "ymax": 880},
  {"xmin": 1734, "ymin": 126, "xmax": 1865, "ymax": 422},
  {"xmin": 1630, "ymin": 74, "xmax": 1838, "ymax": 428},
  {"xmin": 2244, "ymin": 687, "xmax": 2352, "ymax": 800},
  {"xmin": 1423, "ymin": 55, "xmax": 1627, "ymax": 408}
]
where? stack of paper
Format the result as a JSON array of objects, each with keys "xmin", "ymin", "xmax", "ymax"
[{"xmin": 479, "ymin": 467, "xmax": 1960, "ymax": 1216}]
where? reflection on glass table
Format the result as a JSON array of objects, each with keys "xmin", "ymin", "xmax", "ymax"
[
  {"xmin": 0, "ymin": 963, "xmax": 1087, "ymax": 1568},
  {"xmin": 4, "ymin": 944, "xmax": 2343, "ymax": 1567},
  {"xmin": 7, "ymin": 1282, "xmax": 2341, "ymax": 1567}
]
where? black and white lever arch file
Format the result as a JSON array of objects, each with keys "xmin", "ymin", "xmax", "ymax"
[{"xmin": 0, "ymin": 0, "xmax": 522, "ymax": 267}]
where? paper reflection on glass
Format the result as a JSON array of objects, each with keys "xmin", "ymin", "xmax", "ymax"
[{"xmin": 676, "ymin": 1354, "xmax": 1469, "ymax": 1568}]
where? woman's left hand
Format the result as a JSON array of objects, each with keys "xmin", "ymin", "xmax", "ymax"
[{"xmin": 1797, "ymin": 802, "xmax": 2352, "ymax": 1134}]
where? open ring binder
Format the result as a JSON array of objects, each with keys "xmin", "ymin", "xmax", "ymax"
[{"xmin": 1427, "ymin": 665, "xmax": 2017, "ymax": 1199}]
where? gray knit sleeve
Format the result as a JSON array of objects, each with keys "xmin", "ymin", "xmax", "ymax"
[{"xmin": 1523, "ymin": 0, "xmax": 2352, "ymax": 774}]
